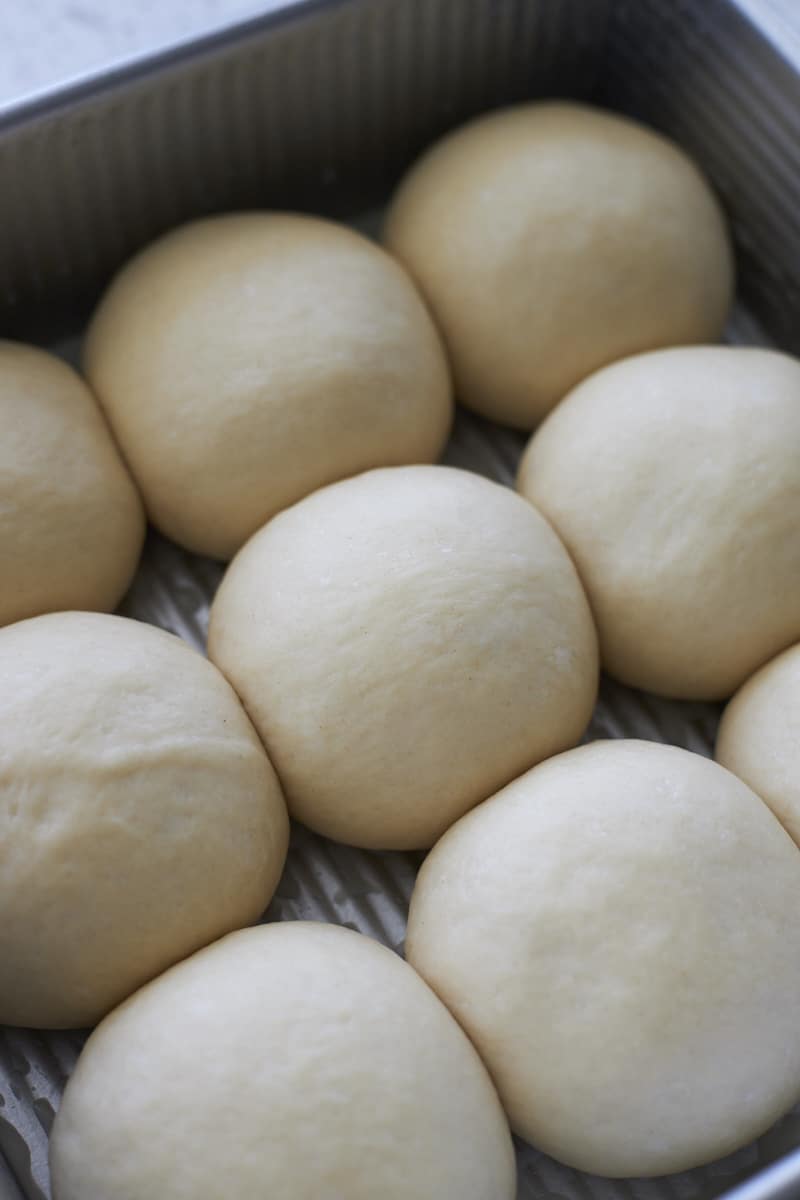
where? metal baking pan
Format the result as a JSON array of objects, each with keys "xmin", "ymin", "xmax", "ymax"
[{"xmin": 2, "ymin": 1, "xmax": 800, "ymax": 1198}]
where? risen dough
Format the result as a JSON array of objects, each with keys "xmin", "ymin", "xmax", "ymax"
[
  {"xmin": 208, "ymin": 465, "xmax": 598, "ymax": 850},
  {"xmin": 406, "ymin": 739, "xmax": 800, "ymax": 1177},
  {"xmin": 385, "ymin": 101, "xmax": 733, "ymax": 428},
  {"xmin": 0, "ymin": 612, "xmax": 288, "ymax": 1028},
  {"xmin": 84, "ymin": 212, "xmax": 452, "ymax": 560},
  {"xmin": 517, "ymin": 346, "xmax": 800, "ymax": 700},
  {"xmin": 49, "ymin": 921, "xmax": 516, "ymax": 1200},
  {"xmin": 0, "ymin": 340, "xmax": 144, "ymax": 627},
  {"xmin": 716, "ymin": 642, "xmax": 800, "ymax": 845}
]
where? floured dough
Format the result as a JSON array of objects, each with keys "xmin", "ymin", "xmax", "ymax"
[
  {"xmin": 84, "ymin": 212, "xmax": 452, "ymax": 560},
  {"xmin": 406, "ymin": 739, "xmax": 800, "ymax": 1177},
  {"xmin": 716, "ymin": 641, "xmax": 800, "ymax": 845},
  {"xmin": 517, "ymin": 346, "xmax": 800, "ymax": 700},
  {"xmin": 385, "ymin": 100, "xmax": 733, "ymax": 427},
  {"xmin": 49, "ymin": 922, "xmax": 516, "ymax": 1200},
  {"xmin": 208, "ymin": 465, "xmax": 598, "ymax": 849},
  {"xmin": 0, "ymin": 340, "xmax": 144, "ymax": 627},
  {"xmin": 0, "ymin": 612, "xmax": 288, "ymax": 1028}
]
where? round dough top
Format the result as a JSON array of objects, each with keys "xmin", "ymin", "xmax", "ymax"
[
  {"xmin": 208, "ymin": 464, "xmax": 598, "ymax": 850},
  {"xmin": 0, "ymin": 339, "xmax": 144, "ymax": 627},
  {"xmin": 85, "ymin": 211, "xmax": 452, "ymax": 560},
  {"xmin": 406, "ymin": 739, "xmax": 800, "ymax": 1177},
  {"xmin": 716, "ymin": 641, "xmax": 800, "ymax": 845},
  {"xmin": 50, "ymin": 921, "xmax": 516, "ymax": 1200},
  {"xmin": 517, "ymin": 345, "xmax": 800, "ymax": 700},
  {"xmin": 0, "ymin": 612, "xmax": 288, "ymax": 1028},
  {"xmin": 385, "ymin": 100, "xmax": 733, "ymax": 427}
]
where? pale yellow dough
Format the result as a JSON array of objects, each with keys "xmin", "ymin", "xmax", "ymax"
[
  {"xmin": 716, "ymin": 642, "xmax": 800, "ymax": 845},
  {"xmin": 0, "ymin": 612, "xmax": 288, "ymax": 1028},
  {"xmin": 208, "ymin": 465, "xmax": 598, "ymax": 850},
  {"xmin": 0, "ymin": 340, "xmax": 144, "ymax": 627},
  {"xmin": 385, "ymin": 100, "xmax": 733, "ymax": 428},
  {"xmin": 49, "ymin": 921, "xmax": 516, "ymax": 1200},
  {"xmin": 518, "ymin": 346, "xmax": 800, "ymax": 700},
  {"xmin": 84, "ymin": 212, "xmax": 452, "ymax": 560},
  {"xmin": 406, "ymin": 739, "xmax": 800, "ymax": 1177}
]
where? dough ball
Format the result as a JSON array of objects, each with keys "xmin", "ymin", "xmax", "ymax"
[
  {"xmin": 0, "ymin": 612, "xmax": 288, "ymax": 1029},
  {"xmin": 385, "ymin": 100, "xmax": 733, "ymax": 428},
  {"xmin": 406, "ymin": 739, "xmax": 800, "ymax": 1177},
  {"xmin": 85, "ymin": 212, "xmax": 452, "ymax": 560},
  {"xmin": 208, "ymin": 465, "xmax": 598, "ymax": 850},
  {"xmin": 716, "ymin": 642, "xmax": 800, "ymax": 845},
  {"xmin": 0, "ymin": 340, "xmax": 144, "ymax": 627},
  {"xmin": 50, "ymin": 921, "xmax": 515, "ymax": 1200},
  {"xmin": 517, "ymin": 346, "xmax": 800, "ymax": 700}
]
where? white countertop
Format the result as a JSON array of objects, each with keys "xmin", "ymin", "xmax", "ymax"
[{"xmin": 0, "ymin": 0, "xmax": 281, "ymax": 107}]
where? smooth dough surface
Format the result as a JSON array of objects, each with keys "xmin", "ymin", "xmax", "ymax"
[
  {"xmin": 406, "ymin": 739, "xmax": 800, "ymax": 1177},
  {"xmin": 517, "ymin": 346, "xmax": 800, "ymax": 700},
  {"xmin": 385, "ymin": 100, "xmax": 733, "ymax": 428},
  {"xmin": 208, "ymin": 465, "xmax": 598, "ymax": 850},
  {"xmin": 84, "ymin": 212, "xmax": 452, "ymax": 560},
  {"xmin": 0, "ymin": 612, "xmax": 288, "ymax": 1028},
  {"xmin": 49, "ymin": 921, "xmax": 516, "ymax": 1200},
  {"xmin": 0, "ymin": 340, "xmax": 144, "ymax": 626},
  {"xmin": 716, "ymin": 642, "xmax": 800, "ymax": 845}
]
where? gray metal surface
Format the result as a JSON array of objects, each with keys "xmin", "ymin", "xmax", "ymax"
[
  {"xmin": 2, "ymin": 1, "xmax": 800, "ymax": 1199},
  {"xmin": 598, "ymin": 0, "xmax": 800, "ymax": 357},
  {"xmin": 719, "ymin": 1149, "xmax": 800, "ymax": 1200},
  {"xmin": 0, "ymin": 0, "xmax": 607, "ymax": 340}
]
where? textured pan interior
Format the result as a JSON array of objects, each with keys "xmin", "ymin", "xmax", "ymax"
[
  {"xmin": 4, "ymin": 320, "xmax": 800, "ymax": 1200},
  {"xmin": 2, "ymin": 1, "xmax": 800, "ymax": 1198},
  {"xmin": 598, "ymin": 0, "xmax": 800, "ymax": 357},
  {"xmin": 0, "ymin": 0, "xmax": 608, "ymax": 340}
]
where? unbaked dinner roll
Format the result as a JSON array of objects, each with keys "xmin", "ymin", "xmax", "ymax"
[
  {"xmin": 0, "ymin": 612, "xmax": 288, "ymax": 1029},
  {"xmin": 406, "ymin": 739, "xmax": 800, "ymax": 1177},
  {"xmin": 208, "ymin": 464, "xmax": 598, "ymax": 850},
  {"xmin": 385, "ymin": 100, "xmax": 733, "ymax": 427},
  {"xmin": 84, "ymin": 212, "xmax": 452, "ymax": 560},
  {"xmin": 716, "ymin": 642, "xmax": 800, "ymax": 845},
  {"xmin": 49, "ymin": 921, "xmax": 516, "ymax": 1200},
  {"xmin": 0, "ymin": 340, "xmax": 144, "ymax": 627},
  {"xmin": 517, "ymin": 346, "xmax": 800, "ymax": 700}
]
